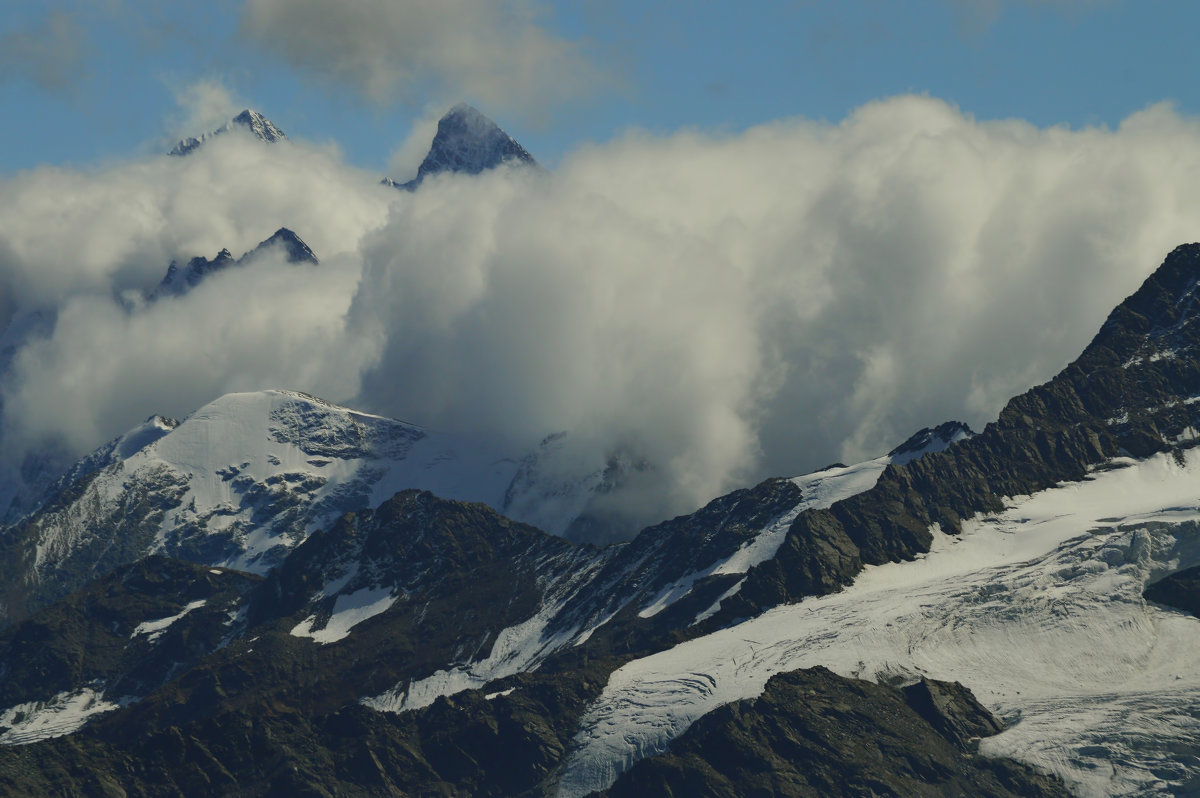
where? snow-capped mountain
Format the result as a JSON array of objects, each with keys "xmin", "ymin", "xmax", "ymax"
[
  {"xmin": 168, "ymin": 109, "xmax": 286, "ymax": 156},
  {"xmin": 0, "ymin": 416, "xmax": 974, "ymax": 776},
  {"xmin": 3, "ymin": 136, "xmax": 1200, "ymax": 792},
  {"xmin": 383, "ymin": 103, "xmax": 538, "ymax": 191},
  {"xmin": 0, "ymin": 390, "xmax": 586, "ymax": 620}
]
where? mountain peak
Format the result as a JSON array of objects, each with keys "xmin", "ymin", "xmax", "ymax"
[
  {"xmin": 887, "ymin": 421, "xmax": 974, "ymax": 466},
  {"xmin": 230, "ymin": 109, "xmax": 286, "ymax": 145},
  {"xmin": 250, "ymin": 228, "xmax": 318, "ymax": 265},
  {"xmin": 385, "ymin": 102, "xmax": 537, "ymax": 191},
  {"xmin": 169, "ymin": 109, "xmax": 287, "ymax": 157},
  {"xmin": 151, "ymin": 229, "xmax": 317, "ymax": 299}
]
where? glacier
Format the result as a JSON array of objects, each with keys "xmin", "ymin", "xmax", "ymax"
[{"xmin": 557, "ymin": 449, "xmax": 1200, "ymax": 797}]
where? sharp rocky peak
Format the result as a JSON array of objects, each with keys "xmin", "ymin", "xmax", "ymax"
[
  {"xmin": 151, "ymin": 228, "xmax": 317, "ymax": 300},
  {"xmin": 230, "ymin": 109, "xmax": 286, "ymax": 144},
  {"xmin": 385, "ymin": 102, "xmax": 537, "ymax": 191},
  {"xmin": 169, "ymin": 109, "xmax": 287, "ymax": 157},
  {"xmin": 887, "ymin": 420, "xmax": 974, "ymax": 466}
]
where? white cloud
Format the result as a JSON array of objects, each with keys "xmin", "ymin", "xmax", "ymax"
[
  {"xmin": 5, "ymin": 95, "xmax": 1200, "ymax": 536},
  {"xmin": 238, "ymin": 0, "xmax": 604, "ymax": 114},
  {"xmin": 386, "ymin": 104, "xmax": 445, "ymax": 180},
  {"xmin": 162, "ymin": 80, "xmax": 247, "ymax": 147}
]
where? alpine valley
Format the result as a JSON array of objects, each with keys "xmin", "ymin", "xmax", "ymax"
[{"xmin": 0, "ymin": 106, "xmax": 1198, "ymax": 798}]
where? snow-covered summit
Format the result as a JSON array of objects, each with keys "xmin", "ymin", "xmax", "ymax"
[
  {"xmin": 168, "ymin": 109, "xmax": 286, "ymax": 157},
  {"xmin": 384, "ymin": 103, "xmax": 537, "ymax": 191},
  {"xmin": 3, "ymin": 389, "xmax": 628, "ymax": 620}
]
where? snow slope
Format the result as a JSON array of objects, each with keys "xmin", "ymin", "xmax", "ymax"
[
  {"xmin": 0, "ymin": 686, "xmax": 122, "ymax": 746},
  {"xmin": 360, "ymin": 427, "xmax": 968, "ymax": 715},
  {"xmin": 22, "ymin": 390, "xmax": 610, "ymax": 578},
  {"xmin": 558, "ymin": 449, "xmax": 1200, "ymax": 797},
  {"xmin": 635, "ymin": 426, "xmax": 969, "ymax": 624}
]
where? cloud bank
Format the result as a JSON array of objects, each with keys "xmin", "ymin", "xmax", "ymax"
[
  {"xmin": 4, "ymin": 96, "xmax": 1200, "ymax": 535},
  {"xmin": 239, "ymin": 0, "xmax": 603, "ymax": 114}
]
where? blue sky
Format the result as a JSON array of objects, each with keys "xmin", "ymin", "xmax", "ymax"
[{"xmin": 1, "ymin": 0, "xmax": 1196, "ymax": 174}]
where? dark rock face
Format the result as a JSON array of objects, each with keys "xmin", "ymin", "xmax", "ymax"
[
  {"xmin": 0, "ymin": 493, "xmax": 616, "ymax": 797},
  {"xmin": 385, "ymin": 103, "xmax": 537, "ymax": 191},
  {"xmin": 0, "ymin": 556, "xmax": 258, "ymax": 718},
  {"xmin": 1144, "ymin": 565, "xmax": 1200, "ymax": 616},
  {"xmin": 246, "ymin": 227, "xmax": 318, "ymax": 266},
  {"xmin": 600, "ymin": 667, "xmax": 1069, "ymax": 798},
  {"xmin": 151, "ymin": 227, "xmax": 317, "ymax": 300},
  {"xmin": 901, "ymin": 678, "xmax": 1004, "ymax": 748},
  {"xmin": 888, "ymin": 420, "xmax": 974, "ymax": 465},
  {"xmin": 169, "ymin": 109, "xmax": 286, "ymax": 156},
  {"xmin": 550, "ymin": 477, "xmax": 803, "ymax": 643}
]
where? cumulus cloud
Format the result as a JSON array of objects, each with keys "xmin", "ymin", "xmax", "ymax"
[
  {"xmin": 5, "ymin": 95, "xmax": 1200, "ymax": 536},
  {"xmin": 0, "ymin": 128, "xmax": 393, "ymax": 462},
  {"xmin": 0, "ymin": 10, "xmax": 90, "ymax": 92},
  {"xmin": 238, "ymin": 0, "xmax": 604, "ymax": 114}
]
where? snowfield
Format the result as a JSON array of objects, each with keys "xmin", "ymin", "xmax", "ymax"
[
  {"xmin": 27, "ymin": 390, "xmax": 614, "ymax": 578},
  {"xmin": 556, "ymin": 450, "xmax": 1200, "ymax": 798},
  {"xmin": 0, "ymin": 686, "xmax": 122, "ymax": 746}
]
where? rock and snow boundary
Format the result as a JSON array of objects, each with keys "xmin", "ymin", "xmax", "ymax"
[{"xmin": 557, "ymin": 449, "xmax": 1200, "ymax": 798}]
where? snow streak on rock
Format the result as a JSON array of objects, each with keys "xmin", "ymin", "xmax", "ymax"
[
  {"xmin": 290, "ymin": 586, "xmax": 396, "ymax": 644},
  {"xmin": 130, "ymin": 599, "xmax": 207, "ymax": 643}
]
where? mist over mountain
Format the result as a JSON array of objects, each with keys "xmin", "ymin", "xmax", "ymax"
[
  {"xmin": 168, "ymin": 109, "xmax": 287, "ymax": 156},
  {"xmin": 383, "ymin": 102, "xmax": 537, "ymax": 191},
  {"xmin": 3, "ymin": 90, "xmax": 1200, "ymax": 795},
  {"xmin": 0, "ymin": 238, "xmax": 1198, "ymax": 794},
  {"xmin": 5, "ymin": 98, "xmax": 1200, "ymax": 536}
]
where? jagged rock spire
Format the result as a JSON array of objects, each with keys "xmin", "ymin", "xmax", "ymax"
[
  {"xmin": 169, "ymin": 109, "xmax": 287, "ymax": 157},
  {"xmin": 385, "ymin": 103, "xmax": 537, "ymax": 191}
]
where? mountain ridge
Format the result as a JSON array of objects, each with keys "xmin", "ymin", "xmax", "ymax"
[
  {"xmin": 168, "ymin": 109, "xmax": 286, "ymax": 157},
  {"xmin": 0, "ymin": 240, "xmax": 1198, "ymax": 793}
]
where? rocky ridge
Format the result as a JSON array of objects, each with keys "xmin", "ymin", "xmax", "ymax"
[{"xmin": 168, "ymin": 109, "xmax": 286, "ymax": 157}]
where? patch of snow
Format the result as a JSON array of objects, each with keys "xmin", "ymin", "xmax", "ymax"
[
  {"xmin": 636, "ymin": 457, "xmax": 892, "ymax": 621},
  {"xmin": 485, "ymin": 688, "xmax": 515, "ymax": 700},
  {"xmin": 0, "ymin": 686, "xmax": 122, "ymax": 745},
  {"xmin": 557, "ymin": 449, "xmax": 1200, "ymax": 798},
  {"xmin": 361, "ymin": 555, "xmax": 607, "ymax": 713},
  {"xmin": 290, "ymin": 585, "xmax": 396, "ymax": 644},
  {"xmin": 131, "ymin": 599, "xmax": 207, "ymax": 643},
  {"xmin": 692, "ymin": 578, "xmax": 746, "ymax": 625},
  {"xmin": 363, "ymin": 600, "xmax": 578, "ymax": 713}
]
